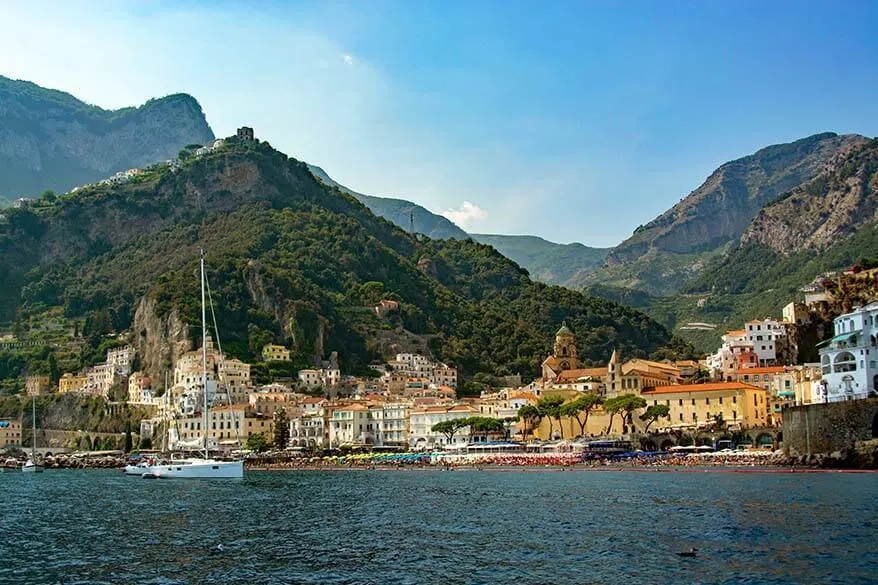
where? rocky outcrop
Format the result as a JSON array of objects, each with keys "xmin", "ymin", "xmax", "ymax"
[
  {"xmin": 0, "ymin": 76, "xmax": 214, "ymax": 202},
  {"xmin": 587, "ymin": 133, "xmax": 869, "ymax": 294},
  {"xmin": 742, "ymin": 138, "xmax": 878, "ymax": 253},
  {"xmin": 132, "ymin": 296, "xmax": 190, "ymax": 386}
]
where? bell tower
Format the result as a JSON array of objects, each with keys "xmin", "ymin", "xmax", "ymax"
[{"xmin": 553, "ymin": 321, "xmax": 578, "ymax": 371}]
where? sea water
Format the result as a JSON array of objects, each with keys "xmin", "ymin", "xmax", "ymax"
[{"xmin": 1, "ymin": 469, "xmax": 875, "ymax": 584}]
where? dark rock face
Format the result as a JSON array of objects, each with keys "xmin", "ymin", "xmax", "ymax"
[
  {"xmin": 0, "ymin": 76, "xmax": 215, "ymax": 202},
  {"xmin": 742, "ymin": 138, "xmax": 878, "ymax": 254}
]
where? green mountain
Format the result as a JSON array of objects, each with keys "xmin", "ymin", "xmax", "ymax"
[
  {"xmin": 0, "ymin": 76, "xmax": 214, "ymax": 204},
  {"xmin": 469, "ymin": 234, "xmax": 609, "ymax": 287},
  {"xmin": 309, "ymin": 165, "xmax": 613, "ymax": 287},
  {"xmin": 585, "ymin": 132, "xmax": 868, "ymax": 295},
  {"xmin": 307, "ymin": 164, "xmax": 469, "ymax": 240},
  {"xmin": 0, "ymin": 137, "xmax": 682, "ymax": 389}
]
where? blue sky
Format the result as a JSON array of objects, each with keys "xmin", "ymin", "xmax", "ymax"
[{"xmin": 3, "ymin": 1, "xmax": 877, "ymax": 246}]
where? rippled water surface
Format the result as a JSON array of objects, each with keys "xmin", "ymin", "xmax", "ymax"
[{"xmin": 1, "ymin": 469, "xmax": 876, "ymax": 584}]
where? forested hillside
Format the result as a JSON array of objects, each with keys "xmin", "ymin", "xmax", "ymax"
[{"xmin": 0, "ymin": 137, "xmax": 684, "ymax": 387}]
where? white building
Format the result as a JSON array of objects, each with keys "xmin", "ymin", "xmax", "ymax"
[
  {"xmin": 329, "ymin": 403, "xmax": 373, "ymax": 446},
  {"xmin": 289, "ymin": 411, "xmax": 326, "ymax": 448},
  {"xmin": 708, "ymin": 330, "xmax": 756, "ymax": 381},
  {"xmin": 407, "ymin": 405, "xmax": 474, "ymax": 450},
  {"xmin": 374, "ymin": 403, "xmax": 408, "ymax": 447},
  {"xmin": 817, "ymin": 302, "xmax": 878, "ymax": 402},
  {"xmin": 85, "ymin": 363, "xmax": 119, "ymax": 397},
  {"xmin": 107, "ymin": 345, "xmax": 135, "ymax": 377},
  {"xmin": 298, "ymin": 368, "xmax": 341, "ymax": 388},
  {"xmin": 745, "ymin": 319, "xmax": 786, "ymax": 366}
]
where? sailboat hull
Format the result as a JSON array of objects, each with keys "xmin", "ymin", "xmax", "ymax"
[
  {"xmin": 22, "ymin": 462, "xmax": 44, "ymax": 473},
  {"xmin": 146, "ymin": 459, "xmax": 244, "ymax": 479}
]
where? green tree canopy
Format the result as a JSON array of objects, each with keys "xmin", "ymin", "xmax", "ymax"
[
  {"xmin": 246, "ymin": 432, "xmax": 269, "ymax": 452},
  {"xmin": 537, "ymin": 395, "xmax": 565, "ymax": 439},
  {"xmin": 640, "ymin": 404, "xmax": 670, "ymax": 432},
  {"xmin": 560, "ymin": 393, "xmax": 603, "ymax": 437}
]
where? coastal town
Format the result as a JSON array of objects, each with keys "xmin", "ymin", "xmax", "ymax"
[{"xmin": 3, "ymin": 265, "xmax": 877, "ymax": 470}]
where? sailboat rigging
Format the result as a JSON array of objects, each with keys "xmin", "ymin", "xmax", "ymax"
[
  {"xmin": 142, "ymin": 249, "xmax": 244, "ymax": 479},
  {"xmin": 22, "ymin": 395, "xmax": 44, "ymax": 473}
]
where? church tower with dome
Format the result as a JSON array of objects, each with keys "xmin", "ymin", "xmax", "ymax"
[{"xmin": 541, "ymin": 321, "xmax": 579, "ymax": 380}]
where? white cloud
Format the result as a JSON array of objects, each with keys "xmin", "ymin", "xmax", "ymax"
[
  {"xmin": 440, "ymin": 201, "xmax": 488, "ymax": 228},
  {"xmin": 343, "ymin": 54, "xmax": 353, "ymax": 65}
]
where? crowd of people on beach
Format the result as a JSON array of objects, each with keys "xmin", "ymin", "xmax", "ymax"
[{"xmin": 244, "ymin": 449, "xmax": 787, "ymax": 470}]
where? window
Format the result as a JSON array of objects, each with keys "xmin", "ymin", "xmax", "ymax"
[
  {"xmin": 733, "ymin": 396, "xmax": 737, "ymax": 404},
  {"xmin": 679, "ymin": 413, "xmax": 683, "ymax": 421},
  {"xmin": 679, "ymin": 399, "xmax": 683, "ymax": 406},
  {"xmin": 719, "ymin": 397, "xmax": 723, "ymax": 405},
  {"xmin": 732, "ymin": 411, "xmax": 737, "ymax": 419},
  {"xmin": 691, "ymin": 399, "xmax": 696, "ymax": 406},
  {"xmin": 834, "ymin": 351, "xmax": 857, "ymax": 373}
]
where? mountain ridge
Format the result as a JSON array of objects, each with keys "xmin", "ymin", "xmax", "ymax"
[{"xmin": 581, "ymin": 132, "xmax": 868, "ymax": 295}]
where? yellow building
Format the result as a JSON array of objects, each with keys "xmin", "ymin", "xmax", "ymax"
[
  {"xmin": 245, "ymin": 416, "xmax": 276, "ymax": 444},
  {"xmin": 0, "ymin": 418, "xmax": 22, "ymax": 448},
  {"xmin": 641, "ymin": 382, "xmax": 770, "ymax": 431},
  {"xmin": 607, "ymin": 353, "xmax": 680, "ymax": 397},
  {"xmin": 58, "ymin": 373, "xmax": 87, "ymax": 394},
  {"xmin": 220, "ymin": 358, "xmax": 252, "ymax": 405},
  {"xmin": 262, "ymin": 344, "xmax": 291, "ymax": 362},
  {"xmin": 128, "ymin": 372, "xmax": 152, "ymax": 403},
  {"xmin": 26, "ymin": 375, "xmax": 51, "ymax": 396},
  {"xmin": 174, "ymin": 406, "xmax": 246, "ymax": 450}
]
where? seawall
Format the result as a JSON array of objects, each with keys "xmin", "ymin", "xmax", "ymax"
[{"xmin": 782, "ymin": 398, "xmax": 878, "ymax": 468}]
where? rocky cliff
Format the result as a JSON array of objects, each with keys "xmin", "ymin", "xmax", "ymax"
[
  {"xmin": 0, "ymin": 76, "xmax": 215, "ymax": 202},
  {"xmin": 610, "ymin": 132, "xmax": 867, "ymax": 261},
  {"xmin": 583, "ymin": 133, "xmax": 868, "ymax": 295},
  {"xmin": 742, "ymin": 138, "xmax": 878, "ymax": 254}
]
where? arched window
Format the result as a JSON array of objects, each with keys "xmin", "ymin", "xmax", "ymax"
[
  {"xmin": 834, "ymin": 351, "xmax": 857, "ymax": 373},
  {"xmin": 561, "ymin": 346, "xmax": 568, "ymax": 357},
  {"xmin": 821, "ymin": 355, "xmax": 831, "ymax": 375}
]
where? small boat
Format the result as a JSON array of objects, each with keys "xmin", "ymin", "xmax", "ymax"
[
  {"xmin": 145, "ymin": 458, "xmax": 244, "ymax": 479},
  {"xmin": 123, "ymin": 460, "xmax": 153, "ymax": 476},
  {"xmin": 676, "ymin": 548, "xmax": 698, "ymax": 558},
  {"xmin": 21, "ymin": 396, "xmax": 44, "ymax": 473}
]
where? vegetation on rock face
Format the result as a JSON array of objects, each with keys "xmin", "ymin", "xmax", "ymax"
[
  {"xmin": 0, "ymin": 76, "xmax": 215, "ymax": 203},
  {"xmin": 0, "ymin": 137, "xmax": 681, "ymax": 387},
  {"xmin": 585, "ymin": 133, "xmax": 868, "ymax": 296}
]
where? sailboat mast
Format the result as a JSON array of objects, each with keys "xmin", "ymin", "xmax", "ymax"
[
  {"xmin": 200, "ymin": 248, "xmax": 209, "ymax": 459},
  {"xmin": 31, "ymin": 395, "xmax": 36, "ymax": 459}
]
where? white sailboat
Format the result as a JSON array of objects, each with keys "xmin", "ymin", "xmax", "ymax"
[
  {"xmin": 22, "ymin": 396, "xmax": 44, "ymax": 473},
  {"xmin": 145, "ymin": 249, "xmax": 244, "ymax": 480}
]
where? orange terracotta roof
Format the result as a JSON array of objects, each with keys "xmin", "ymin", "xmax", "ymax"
[
  {"xmin": 510, "ymin": 392, "xmax": 537, "ymax": 401},
  {"xmin": 301, "ymin": 397, "xmax": 325, "ymax": 404},
  {"xmin": 557, "ymin": 367, "xmax": 607, "ymax": 381},
  {"xmin": 725, "ymin": 329, "xmax": 747, "ymax": 336},
  {"xmin": 642, "ymin": 382, "xmax": 765, "ymax": 395}
]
